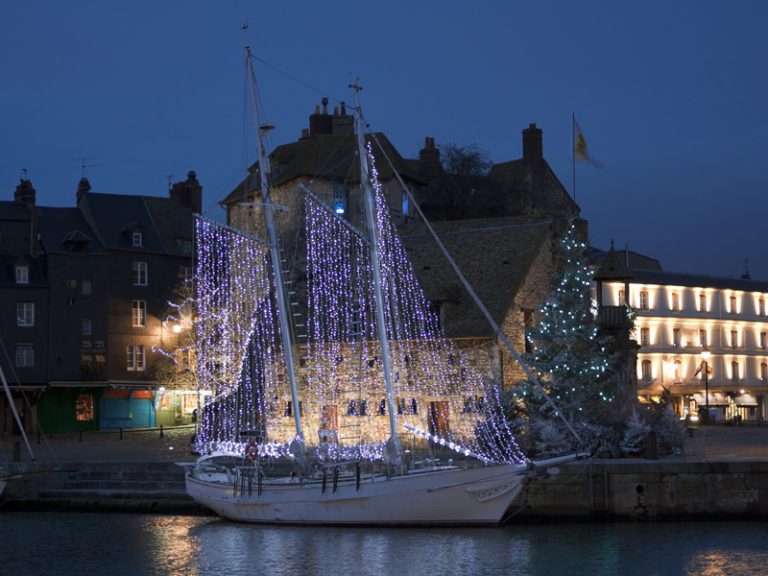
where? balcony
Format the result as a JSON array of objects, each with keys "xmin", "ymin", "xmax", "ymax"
[{"xmin": 597, "ymin": 306, "xmax": 633, "ymax": 329}]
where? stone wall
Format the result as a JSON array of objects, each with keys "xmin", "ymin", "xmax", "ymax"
[{"xmin": 511, "ymin": 460, "xmax": 768, "ymax": 520}]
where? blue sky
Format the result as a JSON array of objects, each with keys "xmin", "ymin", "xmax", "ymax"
[{"xmin": 2, "ymin": 1, "xmax": 767, "ymax": 279}]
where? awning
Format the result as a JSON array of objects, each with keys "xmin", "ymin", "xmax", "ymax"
[
  {"xmin": 692, "ymin": 392, "xmax": 730, "ymax": 406},
  {"xmin": 49, "ymin": 381, "xmax": 108, "ymax": 388},
  {"xmin": 734, "ymin": 393, "xmax": 759, "ymax": 406}
]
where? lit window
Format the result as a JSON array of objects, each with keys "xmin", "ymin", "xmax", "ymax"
[
  {"xmin": 731, "ymin": 361, "xmax": 740, "ymax": 382},
  {"xmin": 75, "ymin": 394, "xmax": 94, "ymax": 422},
  {"xmin": 132, "ymin": 232, "xmax": 143, "ymax": 247},
  {"xmin": 729, "ymin": 296, "xmax": 737, "ymax": 314},
  {"xmin": 618, "ymin": 289, "xmax": 625, "ymax": 305},
  {"xmin": 66, "ymin": 278, "xmax": 77, "ymax": 289},
  {"xmin": 639, "ymin": 290, "xmax": 649, "ymax": 310},
  {"xmin": 762, "ymin": 362, "xmax": 768, "ymax": 382},
  {"xmin": 132, "ymin": 300, "xmax": 147, "ymax": 327},
  {"xmin": 15, "ymin": 344, "xmax": 34, "ymax": 367},
  {"xmin": 671, "ymin": 292, "xmax": 680, "ymax": 311},
  {"xmin": 640, "ymin": 327, "xmax": 650, "ymax": 346},
  {"xmin": 82, "ymin": 318, "xmax": 92, "ymax": 336},
  {"xmin": 15, "ymin": 266, "xmax": 29, "ymax": 284},
  {"xmin": 333, "ymin": 184, "xmax": 347, "ymax": 215},
  {"xmin": 760, "ymin": 299, "xmax": 766, "ymax": 317},
  {"xmin": 402, "ymin": 188, "xmax": 410, "ymax": 216},
  {"xmin": 132, "ymin": 262, "xmax": 148, "ymax": 286},
  {"xmin": 673, "ymin": 328, "xmax": 681, "ymax": 347},
  {"xmin": 761, "ymin": 332, "xmax": 767, "ymax": 350},
  {"xmin": 699, "ymin": 329, "xmax": 708, "ymax": 347},
  {"xmin": 126, "ymin": 345, "xmax": 145, "ymax": 371},
  {"xmin": 16, "ymin": 302, "xmax": 35, "ymax": 327},
  {"xmin": 699, "ymin": 293, "xmax": 707, "ymax": 312},
  {"xmin": 674, "ymin": 360, "xmax": 682, "ymax": 382},
  {"xmin": 731, "ymin": 330, "xmax": 739, "ymax": 349}
]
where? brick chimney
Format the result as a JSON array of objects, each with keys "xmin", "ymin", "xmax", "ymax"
[
  {"xmin": 14, "ymin": 179, "xmax": 36, "ymax": 205},
  {"xmin": 419, "ymin": 137, "xmax": 442, "ymax": 180},
  {"xmin": 309, "ymin": 97, "xmax": 332, "ymax": 135},
  {"xmin": 331, "ymin": 100, "xmax": 353, "ymax": 134},
  {"xmin": 76, "ymin": 177, "xmax": 92, "ymax": 204},
  {"xmin": 522, "ymin": 123, "xmax": 543, "ymax": 161},
  {"xmin": 170, "ymin": 170, "xmax": 203, "ymax": 213}
]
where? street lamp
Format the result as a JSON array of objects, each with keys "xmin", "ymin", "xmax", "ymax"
[{"xmin": 701, "ymin": 346, "xmax": 712, "ymax": 424}]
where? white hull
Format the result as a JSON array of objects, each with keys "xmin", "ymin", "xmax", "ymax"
[{"xmin": 186, "ymin": 463, "xmax": 526, "ymax": 526}]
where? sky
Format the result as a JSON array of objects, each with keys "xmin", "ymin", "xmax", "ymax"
[{"xmin": 2, "ymin": 1, "xmax": 767, "ymax": 280}]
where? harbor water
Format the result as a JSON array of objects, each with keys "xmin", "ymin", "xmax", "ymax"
[{"xmin": 2, "ymin": 513, "xmax": 768, "ymax": 576}]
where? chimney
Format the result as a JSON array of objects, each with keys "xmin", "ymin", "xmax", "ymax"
[
  {"xmin": 308, "ymin": 97, "xmax": 332, "ymax": 135},
  {"xmin": 419, "ymin": 137, "xmax": 442, "ymax": 180},
  {"xmin": 76, "ymin": 177, "xmax": 92, "ymax": 204},
  {"xmin": 522, "ymin": 123, "xmax": 543, "ymax": 161},
  {"xmin": 14, "ymin": 179, "xmax": 36, "ymax": 205},
  {"xmin": 331, "ymin": 100, "xmax": 353, "ymax": 134},
  {"xmin": 170, "ymin": 170, "xmax": 203, "ymax": 213}
]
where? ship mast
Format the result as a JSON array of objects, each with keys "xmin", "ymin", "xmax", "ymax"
[
  {"xmin": 350, "ymin": 80, "xmax": 401, "ymax": 457},
  {"xmin": 244, "ymin": 43, "xmax": 304, "ymax": 442}
]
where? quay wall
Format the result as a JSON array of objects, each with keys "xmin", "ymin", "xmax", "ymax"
[{"xmin": 510, "ymin": 459, "xmax": 768, "ymax": 521}]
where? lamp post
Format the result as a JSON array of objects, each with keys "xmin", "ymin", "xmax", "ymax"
[{"xmin": 701, "ymin": 346, "xmax": 711, "ymax": 424}]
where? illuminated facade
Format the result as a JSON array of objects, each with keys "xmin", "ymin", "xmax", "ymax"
[{"xmin": 597, "ymin": 268, "xmax": 768, "ymax": 422}]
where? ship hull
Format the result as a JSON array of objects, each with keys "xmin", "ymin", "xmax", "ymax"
[{"xmin": 186, "ymin": 463, "xmax": 526, "ymax": 526}]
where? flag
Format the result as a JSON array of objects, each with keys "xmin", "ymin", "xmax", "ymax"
[{"xmin": 574, "ymin": 118, "xmax": 604, "ymax": 168}]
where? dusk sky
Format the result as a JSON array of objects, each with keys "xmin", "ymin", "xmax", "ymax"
[{"xmin": 2, "ymin": 1, "xmax": 767, "ymax": 279}]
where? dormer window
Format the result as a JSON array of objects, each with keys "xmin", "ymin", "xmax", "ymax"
[
  {"xmin": 15, "ymin": 265, "xmax": 29, "ymax": 284},
  {"xmin": 132, "ymin": 232, "xmax": 143, "ymax": 247}
]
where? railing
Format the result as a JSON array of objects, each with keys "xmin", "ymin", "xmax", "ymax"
[{"xmin": 597, "ymin": 306, "xmax": 632, "ymax": 329}]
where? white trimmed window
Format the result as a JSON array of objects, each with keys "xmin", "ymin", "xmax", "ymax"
[
  {"xmin": 639, "ymin": 290, "xmax": 649, "ymax": 310},
  {"xmin": 641, "ymin": 359, "xmax": 652, "ymax": 381},
  {"xmin": 132, "ymin": 232, "xmax": 143, "ymax": 247},
  {"xmin": 132, "ymin": 262, "xmax": 148, "ymax": 286},
  {"xmin": 132, "ymin": 300, "xmax": 147, "ymax": 327},
  {"xmin": 671, "ymin": 292, "xmax": 680, "ymax": 311},
  {"xmin": 15, "ymin": 344, "xmax": 34, "ymax": 367},
  {"xmin": 15, "ymin": 266, "xmax": 29, "ymax": 284},
  {"xmin": 640, "ymin": 327, "xmax": 650, "ymax": 346},
  {"xmin": 126, "ymin": 345, "xmax": 145, "ymax": 371},
  {"xmin": 82, "ymin": 318, "xmax": 92, "ymax": 336},
  {"xmin": 16, "ymin": 302, "xmax": 34, "ymax": 327}
]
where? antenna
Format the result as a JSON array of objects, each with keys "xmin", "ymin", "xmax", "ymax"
[
  {"xmin": 21, "ymin": 168, "xmax": 28, "ymax": 180},
  {"xmin": 76, "ymin": 157, "xmax": 104, "ymax": 178}
]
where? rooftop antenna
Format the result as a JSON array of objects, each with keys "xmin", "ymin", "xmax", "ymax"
[
  {"xmin": 77, "ymin": 157, "xmax": 104, "ymax": 178},
  {"xmin": 21, "ymin": 168, "xmax": 28, "ymax": 180}
]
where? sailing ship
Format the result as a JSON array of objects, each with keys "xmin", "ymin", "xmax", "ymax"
[
  {"xmin": 0, "ymin": 363, "xmax": 38, "ymax": 497},
  {"xmin": 185, "ymin": 45, "xmax": 574, "ymax": 526}
]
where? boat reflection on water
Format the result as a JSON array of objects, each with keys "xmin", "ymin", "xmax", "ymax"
[{"xmin": 2, "ymin": 513, "xmax": 768, "ymax": 576}]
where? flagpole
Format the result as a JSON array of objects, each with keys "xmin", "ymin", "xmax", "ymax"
[{"xmin": 572, "ymin": 112, "xmax": 576, "ymax": 202}]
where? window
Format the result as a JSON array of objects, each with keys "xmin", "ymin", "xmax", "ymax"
[
  {"xmin": 640, "ymin": 327, "xmax": 650, "ymax": 346},
  {"xmin": 699, "ymin": 329, "xmax": 708, "ymax": 347},
  {"xmin": 177, "ymin": 239, "xmax": 193, "ymax": 255},
  {"xmin": 762, "ymin": 332, "xmax": 768, "ymax": 350},
  {"xmin": 639, "ymin": 290, "xmax": 649, "ymax": 310},
  {"xmin": 75, "ymin": 394, "xmax": 94, "ymax": 422},
  {"xmin": 402, "ymin": 188, "xmax": 410, "ymax": 217},
  {"xmin": 671, "ymin": 292, "xmax": 680, "ymax": 311},
  {"xmin": 81, "ymin": 279, "xmax": 92, "ymax": 296},
  {"xmin": 126, "ymin": 345, "xmax": 145, "ymax": 371},
  {"xmin": 132, "ymin": 300, "xmax": 147, "ymax": 327},
  {"xmin": 82, "ymin": 318, "xmax": 92, "ymax": 336},
  {"xmin": 377, "ymin": 399, "xmax": 387, "ymax": 416},
  {"xmin": 731, "ymin": 330, "xmax": 739, "ymax": 349},
  {"xmin": 618, "ymin": 289, "xmax": 625, "ymax": 305},
  {"xmin": 674, "ymin": 360, "xmax": 682, "ymax": 382},
  {"xmin": 731, "ymin": 361, "xmax": 740, "ymax": 382},
  {"xmin": 729, "ymin": 295, "xmax": 737, "ymax": 314},
  {"xmin": 132, "ymin": 232, "xmax": 143, "ymax": 247},
  {"xmin": 673, "ymin": 328, "xmax": 681, "ymax": 347},
  {"xmin": 132, "ymin": 262, "xmax": 148, "ymax": 286},
  {"xmin": 332, "ymin": 184, "xmax": 347, "ymax": 215},
  {"xmin": 67, "ymin": 296, "xmax": 77, "ymax": 307},
  {"xmin": 16, "ymin": 302, "xmax": 34, "ymax": 327},
  {"xmin": 641, "ymin": 359, "xmax": 652, "ymax": 381},
  {"xmin": 699, "ymin": 293, "xmax": 707, "ymax": 312},
  {"xmin": 760, "ymin": 299, "xmax": 766, "ymax": 317},
  {"xmin": 762, "ymin": 362, "xmax": 768, "ymax": 382},
  {"xmin": 15, "ymin": 344, "xmax": 34, "ymax": 367},
  {"xmin": 66, "ymin": 278, "xmax": 77, "ymax": 289},
  {"xmin": 15, "ymin": 266, "xmax": 29, "ymax": 284}
]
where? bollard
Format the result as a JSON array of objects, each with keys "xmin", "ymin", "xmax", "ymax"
[
  {"xmin": 160, "ymin": 425, "xmax": 164, "ymax": 438},
  {"xmin": 119, "ymin": 428, "xmax": 123, "ymax": 440},
  {"xmin": 79, "ymin": 430, "xmax": 83, "ymax": 443}
]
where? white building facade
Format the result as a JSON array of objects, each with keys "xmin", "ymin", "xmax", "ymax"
[{"xmin": 597, "ymin": 269, "xmax": 768, "ymax": 423}]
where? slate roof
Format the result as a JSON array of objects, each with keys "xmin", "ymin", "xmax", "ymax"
[
  {"xmin": 401, "ymin": 217, "xmax": 551, "ymax": 338},
  {"xmin": 588, "ymin": 246, "xmax": 662, "ymax": 272},
  {"xmin": 628, "ymin": 269, "xmax": 768, "ymax": 292},
  {"xmin": 34, "ymin": 206, "xmax": 104, "ymax": 253},
  {"xmin": 220, "ymin": 132, "xmax": 423, "ymax": 207}
]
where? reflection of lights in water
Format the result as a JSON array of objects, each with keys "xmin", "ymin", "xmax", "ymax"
[
  {"xmin": 141, "ymin": 516, "xmax": 207, "ymax": 576},
  {"xmin": 686, "ymin": 551, "xmax": 759, "ymax": 576}
]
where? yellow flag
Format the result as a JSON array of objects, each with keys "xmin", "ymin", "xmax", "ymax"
[{"xmin": 574, "ymin": 118, "xmax": 603, "ymax": 168}]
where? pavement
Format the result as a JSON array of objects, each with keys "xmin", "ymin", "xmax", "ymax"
[{"xmin": 2, "ymin": 423, "xmax": 767, "ymax": 465}]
